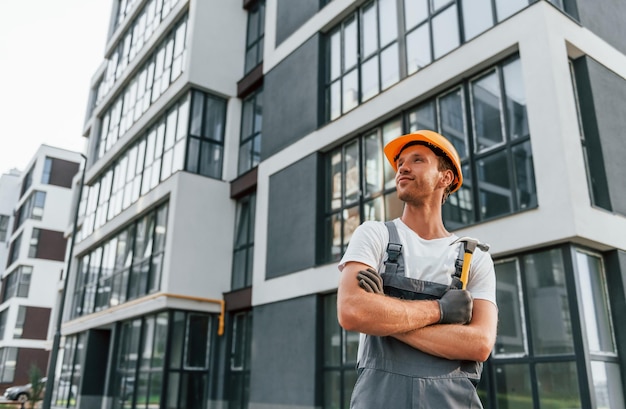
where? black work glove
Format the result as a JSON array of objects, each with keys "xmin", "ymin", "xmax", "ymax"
[
  {"xmin": 357, "ymin": 268, "xmax": 384, "ymax": 294},
  {"xmin": 437, "ymin": 289, "xmax": 473, "ymax": 324}
]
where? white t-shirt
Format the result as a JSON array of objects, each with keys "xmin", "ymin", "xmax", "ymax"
[{"xmin": 338, "ymin": 218, "xmax": 496, "ymax": 304}]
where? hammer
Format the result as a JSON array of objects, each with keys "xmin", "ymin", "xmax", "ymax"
[{"xmin": 450, "ymin": 237, "xmax": 490, "ymax": 289}]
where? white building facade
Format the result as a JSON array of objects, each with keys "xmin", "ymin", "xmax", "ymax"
[
  {"xmin": 46, "ymin": 0, "xmax": 626, "ymax": 408},
  {"xmin": 0, "ymin": 146, "xmax": 81, "ymax": 394}
]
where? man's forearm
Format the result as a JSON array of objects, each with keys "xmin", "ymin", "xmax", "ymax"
[{"xmin": 391, "ymin": 300, "xmax": 497, "ymax": 362}]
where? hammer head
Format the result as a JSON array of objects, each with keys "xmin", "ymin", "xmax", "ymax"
[{"xmin": 450, "ymin": 236, "xmax": 490, "ymax": 253}]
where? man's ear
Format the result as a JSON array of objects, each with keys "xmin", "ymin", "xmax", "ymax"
[{"xmin": 439, "ymin": 169, "xmax": 454, "ymax": 188}]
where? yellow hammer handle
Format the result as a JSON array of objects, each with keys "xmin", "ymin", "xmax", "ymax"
[{"xmin": 460, "ymin": 253, "xmax": 473, "ymax": 290}]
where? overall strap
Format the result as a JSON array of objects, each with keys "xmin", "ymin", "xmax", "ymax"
[{"xmin": 384, "ymin": 221, "xmax": 404, "ymax": 276}]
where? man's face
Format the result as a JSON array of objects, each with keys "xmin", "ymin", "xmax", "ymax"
[{"xmin": 395, "ymin": 144, "xmax": 447, "ymax": 204}]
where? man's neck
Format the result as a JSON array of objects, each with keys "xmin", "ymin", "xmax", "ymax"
[{"xmin": 400, "ymin": 202, "xmax": 450, "ymax": 240}]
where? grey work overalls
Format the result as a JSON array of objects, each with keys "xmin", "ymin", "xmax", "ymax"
[{"xmin": 350, "ymin": 221, "xmax": 483, "ymax": 409}]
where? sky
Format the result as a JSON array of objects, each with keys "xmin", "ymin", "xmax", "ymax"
[{"xmin": 0, "ymin": 0, "xmax": 112, "ymax": 176}]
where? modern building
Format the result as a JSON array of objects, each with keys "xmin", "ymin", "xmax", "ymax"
[
  {"xmin": 0, "ymin": 146, "xmax": 81, "ymax": 394},
  {"xmin": 45, "ymin": 0, "xmax": 626, "ymax": 408}
]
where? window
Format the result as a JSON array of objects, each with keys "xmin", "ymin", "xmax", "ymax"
[
  {"xmin": 28, "ymin": 228, "xmax": 40, "ymax": 258},
  {"xmin": 324, "ymin": 119, "xmax": 403, "ymax": 261},
  {"xmin": 485, "ymin": 246, "xmax": 624, "ymax": 408},
  {"xmin": 322, "ymin": 293, "xmax": 358, "ymax": 409},
  {"xmin": 575, "ymin": 251, "xmax": 624, "ymax": 408},
  {"xmin": 244, "ymin": 0, "xmax": 265, "ymax": 74},
  {"xmin": 71, "ymin": 203, "xmax": 168, "ymax": 318},
  {"xmin": 326, "ymin": 0, "xmax": 531, "ymax": 121},
  {"xmin": 232, "ymin": 194, "xmax": 256, "ymax": 291},
  {"xmin": 2, "ymin": 266, "xmax": 33, "ymax": 301},
  {"xmin": 227, "ymin": 311, "xmax": 252, "ymax": 409},
  {"xmin": 326, "ymin": 0, "xmax": 400, "ymax": 120},
  {"xmin": 0, "ymin": 310, "xmax": 7, "ymax": 340},
  {"xmin": 0, "ymin": 347, "xmax": 17, "ymax": 383},
  {"xmin": 238, "ymin": 89, "xmax": 263, "ymax": 175},
  {"xmin": 186, "ymin": 90, "xmax": 227, "ymax": 179},
  {"xmin": 97, "ymin": 15, "xmax": 188, "ymax": 159},
  {"xmin": 51, "ymin": 334, "xmax": 84, "ymax": 408},
  {"xmin": 15, "ymin": 191, "xmax": 46, "ymax": 229},
  {"xmin": 20, "ymin": 165, "xmax": 34, "ymax": 198},
  {"xmin": 7, "ymin": 234, "xmax": 22, "ymax": 267},
  {"xmin": 0, "ymin": 215, "xmax": 9, "ymax": 242},
  {"xmin": 41, "ymin": 157, "xmax": 53, "ymax": 184},
  {"xmin": 81, "ymin": 94, "xmax": 188, "ymax": 242},
  {"xmin": 323, "ymin": 56, "xmax": 535, "ymax": 262},
  {"xmin": 13, "ymin": 306, "xmax": 26, "ymax": 339}
]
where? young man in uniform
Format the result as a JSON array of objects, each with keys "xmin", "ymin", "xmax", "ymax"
[{"xmin": 337, "ymin": 130, "xmax": 498, "ymax": 408}]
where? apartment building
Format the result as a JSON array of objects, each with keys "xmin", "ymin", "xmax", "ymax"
[
  {"xmin": 0, "ymin": 146, "xmax": 80, "ymax": 393},
  {"xmin": 46, "ymin": 0, "xmax": 626, "ymax": 408}
]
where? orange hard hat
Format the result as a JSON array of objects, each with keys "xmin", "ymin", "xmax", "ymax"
[{"xmin": 383, "ymin": 130, "xmax": 463, "ymax": 193}]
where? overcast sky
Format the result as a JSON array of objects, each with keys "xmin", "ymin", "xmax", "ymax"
[{"xmin": 0, "ymin": 0, "xmax": 112, "ymax": 176}]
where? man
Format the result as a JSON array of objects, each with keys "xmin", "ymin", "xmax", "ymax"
[{"xmin": 337, "ymin": 130, "xmax": 498, "ymax": 408}]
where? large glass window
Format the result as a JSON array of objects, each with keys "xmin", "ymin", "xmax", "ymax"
[
  {"xmin": 324, "ymin": 118, "xmax": 403, "ymax": 261},
  {"xmin": 238, "ymin": 89, "xmax": 263, "ymax": 175},
  {"xmin": 51, "ymin": 334, "xmax": 84, "ymax": 408},
  {"xmin": 80, "ymin": 94, "xmax": 188, "ymax": 242},
  {"xmin": 227, "ymin": 311, "xmax": 252, "ymax": 409},
  {"xmin": 0, "ymin": 215, "xmax": 9, "ymax": 242},
  {"xmin": 323, "ymin": 56, "xmax": 534, "ymax": 261},
  {"xmin": 0, "ymin": 347, "xmax": 17, "ymax": 383},
  {"xmin": 326, "ymin": 0, "xmax": 400, "ymax": 120},
  {"xmin": 327, "ymin": 0, "xmax": 531, "ymax": 121},
  {"xmin": 244, "ymin": 0, "xmax": 265, "ymax": 74},
  {"xmin": 102, "ymin": 0, "xmax": 182, "ymax": 106},
  {"xmin": 232, "ymin": 193, "xmax": 256, "ymax": 291},
  {"xmin": 71, "ymin": 203, "xmax": 168, "ymax": 318},
  {"xmin": 97, "ymin": 15, "xmax": 188, "ymax": 159},
  {"xmin": 13, "ymin": 306, "xmax": 26, "ymax": 339},
  {"xmin": 322, "ymin": 293, "xmax": 359, "ymax": 409},
  {"xmin": 15, "ymin": 190, "xmax": 46, "ymax": 230},
  {"xmin": 187, "ymin": 90, "xmax": 227, "ymax": 179},
  {"xmin": 486, "ymin": 246, "xmax": 623, "ymax": 408},
  {"xmin": 576, "ymin": 251, "xmax": 624, "ymax": 408},
  {"xmin": 2, "ymin": 266, "xmax": 32, "ymax": 301}
]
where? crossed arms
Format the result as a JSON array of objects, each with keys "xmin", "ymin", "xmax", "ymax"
[{"xmin": 337, "ymin": 261, "xmax": 498, "ymax": 362}]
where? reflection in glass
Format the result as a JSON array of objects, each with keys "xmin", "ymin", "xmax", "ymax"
[
  {"xmin": 462, "ymin": 0, "xmax": 494, "ymax": 40},
  {"xmin": 503, "ymin": 59, "xmax": 529, "ymax": 140},
  {"xmin": 438, "ymin": 88, "xmax": 467, "ymax": 159},
  {"xmin": 512, "ymin": 142, "xmax": 537, "ymax": 210},
  {"xmin": 472, "ymin": 71, "xmax": 503, "ymax": 151},
  {"xmin": 524, "ymin": 249, "xmax": 574, "ymax": 355},
  {"xmin": 536, "ymin": 361, "xmax": 581, "ymax": 408},
  {"xmin": 591, "ymin": 361, "xmax": 625, "ymax": 409},
  {"xmin": 576, "ymin": 252, "xmax": 615, "ymax": 353},
  {"xmin": 494, "ymin": 259, "xmax": 526, "ymax": 355},
  {"xmin": 406, "ymin": 24, "xmax": 431, "ymax": 75},
  {"xmin": 432, "ymin": 5, "xmax": 460, "ymax": 59},
  {"xmin": 495, "ymin": 364, "xmax": 532, "ymax": 408},
  {"xmin": 478, "ymin": 150, "xmax": 512, "ymax": 219}
]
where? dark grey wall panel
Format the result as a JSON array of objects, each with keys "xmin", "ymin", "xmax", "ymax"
[
  {"xmin": 249, "ymin": 296, "xmax": 319, "ymax": 408},
  {"xmin": 582, "ymin": 57, "xmax": 626, "ymax": 216},
  {"xmin": 577, "ymin": 0, "xmax": 626, "ymax": 55},
  {"xmin": 266, "ymin": 154, "xmax": 319, "ymax": 278},
  {"xmin": 275, "ymin": 0, "xmax": 320, "ymax": 46},
  {"xmin": 263, "ymin": 35, "xmax": 321, "ymax": 159}
]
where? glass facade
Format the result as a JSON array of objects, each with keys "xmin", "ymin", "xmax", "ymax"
[
  {"xmin": 227, "ymin": 311, "xmax": 252, "ymax": 409},
  {"xmin": 97, "ymin": 15, "xmax": 188, "ymax": 159},
  {"xmin": 323, "ymin": 56, "xmax": 535, "ymax": 262},
  {"xmin": 326, "ymin": 0, "xmax": 531, "ymax": 121},
  {"xmin": 238, "ymin": 89, "xmax": 263, "ymax": 176},
  {"xmin": 244, "ymin": 0, "xmax": 265, "ymax": 74},
  {"xmin": 322, "ymin": 293, "xmax": 359, "ymax": 409},
  {"xmin": 231, "ymin": 193, "xmax": 256, "ymax": 291},
  {"xmin": 71, "ymin": 203, "xmax": 168, "ymax": 318}
]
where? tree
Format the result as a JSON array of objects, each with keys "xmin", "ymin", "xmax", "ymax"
[{"xmin": 27, "ymin": 365, "xmax": 45, "ymax": 409}]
